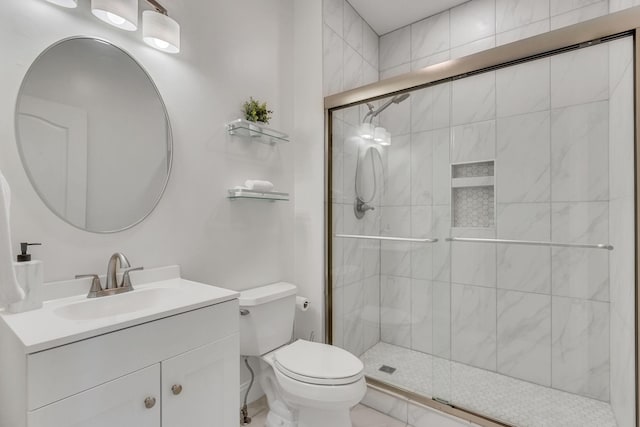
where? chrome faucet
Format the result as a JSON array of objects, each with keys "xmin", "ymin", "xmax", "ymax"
[
  {"xmin": 106, "ymin": 253, "xmax": 131, "ymax": 290},
  {"xmin": 76, "ymin": 253, "xmax": 143, "ymax": 298}
]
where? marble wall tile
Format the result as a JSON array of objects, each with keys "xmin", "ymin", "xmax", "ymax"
[
  {"xmin": 551, "ymin": 101, "xmax": 609, "ymax": 202},
  {"xmin": 363, "ymin": 276, "xmax": 381, "ymax": 351},
  {"xmin": 363, "ymin": 62, "xmax": 378, "ymax": 85},
  {"xmin": 496, "ymin": 57, "xmax": 550, "ymax": 118},
  {"xmin": 497, "ymin": 202, "xmax": 551, "ymax": 240},
  {"xmin": 609, "ymin": 39, "xmax": 634, "ymax": 202},
  {"xmin": 383, "ymin": 135, "xmax": 411, "ymax": 206},
  {"xmin": 609, "ymin": 0, "xmax": 640, "ymax": 11},
  {"xmin": 411, "ymin": 83, "xmax": 451, "ymax": 133},
  {"xmin": 380, "ymin": 26, "xmax": 411, "ymax": 71},
  {"xmin": 496, "ymin": 19, "xmax": 550, "ymax": 46},
  {"xmin": 332, "ymin": 286, "xmax": 344, "ymax": 348},
  {"xmin": 342, "ymin": 123, "xmax": 360, "ymax": 203},
  {"xmin": 498, "ymin": 244, "xmax": 551, "ymax": 294},
  {"xmin": 550, "ymin": 0, "xmax": 609, "ymax": 30},
  {"xmin": 344, "ymin": 280, "xmax": 364, "ymax": 314},
  {"xmin": 381, "ymin": 206, "xmax": 411, "ymax": 277},
  {"xmin": 411, "ymin": 279, "xmax": 433, "ymax": 354},
  {"xmin": 552, "ymin": 247, "xmax": 609, "ymax": 301},
  {"xmin": 331, "ymin": 120, "xmax": 344, "ymax": 203},
  {"xmin": 450, "ymin": 0, "xmax": 496, "ymax": 47},
  {"xmin": 451, "ymin": 283, "xmax": 497, "ymax": 371},
  {"xmin": 323, "ymin": 0, "xmax": 343, "ymax": 37},
  {"xmin": 552, "ymin": 296, "xmax": 610, "ymax": 401},
  {"xmin": 408, "ymin": 401, "xmax": 471, "ymax": 427},
  {"xmin": 451, "ymin": 242, "xmax": 496, "ymax": 288},
  {"xmin": 450, "ymin": 36, "xmax": 496, "ymax": 60},
  {"xmin": 380, "ymin": 63, "xmax": 411, "ymax": 80},
  {"xmin": 497, "ymin": 111, "xmax": 551, "ymax": 203},
  {"xmin": 432, "ymin": 129, "xmax": 452, "ymax": 206},
  {"xmin": 497, "ymin": 290, "xmax": 551, "ymax": 386},
  {"xmin": 551, "ymin": 0, "xmax": 604, "ymax": 15},
  {"xmin": 610, "ymin": 311, "xmax": 636, "ymax": 427},
  {"xmin": 432, "ymin": 207, "xmax": 452, "ymax": 282},
  {"xmin": 411, "ymin": 11, "xmax": 450, "ymax": 61},
  {"xmin": 551, "ymin": 201, "xmax": 609, "ymax": 244},
  {"xmin": 433, "ymin": 281, "xmax": 451, "ymax": 358},
  {"xmin": 551, "ymin": 201, "xmax": 609, "ymax": 301},
  {"xmin": 344, "ymin": 309, "xmax": 365, "ymax": 356},
  {"xmin": 451, "ymin": 120, "xmax": 496, "ymax": 163},
  {"xmin": 380, "ymin": 94, "xmax": 411, "ymax": 137},
  {"xmin": 361, "ymin": 387, "xmax": 409, "ymax": 423},
  {"xmin": 381, "ymin": 275, "xmax": 412, "ymax": 347},
  {"xmin": 411, "ymin": 51, "xmax": 451, "ymax": 71},
  {"xmin": 343, "ymin": 204, "xmax": 364, "ymax": 285},
  {"xmin": 496, "ymin": 0, "xmax": 549, "ymax": 33},
  {"xmin": 411, "ymin": 131, "xmax": 434, "ymax": 206},
  {"xmin": 332, "ymin": 204, "xmax": 345, "ymax": 288},
  {"xmin": 343, "ymin": 1, "xmax": 362, "ymax": 53},
  {"xmin": 496, "ymin": 203, "xmax": 552, "ymax": 293},
  {"xmin": 343, "ymin": 43, "xmax": 364, "ymax": 91},
  {"xmin": 323, "ymin": 25, "xmax": 344, "ymax": 96},
  {"xmin": 452, "ymin": 72, "xmax": 496, "ymax": 126},
  {"xmin": 550, "ymin": 42, "xmax": 609, "ymax": 109},
  {"xmin": 363, "ymin": 23, "xmax": 379, "ymax": 69},
  {"xmin": 411, "ymin": 206, "xmax": 433, "ymax": 280}
]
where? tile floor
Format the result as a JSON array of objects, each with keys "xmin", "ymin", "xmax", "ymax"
[
  {"xmin": 248, "ymin": 403, "xmax": 408, "ymax": 427},
  {"xmin": 362, "ymin": 342, "xmax": 618, "ymax": 427}
]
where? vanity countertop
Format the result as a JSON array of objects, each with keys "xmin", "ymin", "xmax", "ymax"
[{"xmin": 0, "ymin": 265, "xmax": 239, "ymax": 353}]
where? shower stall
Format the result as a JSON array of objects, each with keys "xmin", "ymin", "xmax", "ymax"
[{"xmin": 327, "ymin": 10, "xmax": 638, "ymax": 427}]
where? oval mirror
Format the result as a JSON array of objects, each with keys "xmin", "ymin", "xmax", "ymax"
[{"xmin": 15, "ymin": 37, "xmax": 172, "ymax": 233}]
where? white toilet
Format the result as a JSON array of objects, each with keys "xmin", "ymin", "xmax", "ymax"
[{"xmin": 239, "ymin": 282, "xmax": 367, "ymax": 427}]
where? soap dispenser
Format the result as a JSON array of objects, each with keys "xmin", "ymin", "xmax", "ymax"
[{"xmin": 8, "ymin": 242, "xmax": 44, "ymax": 313}]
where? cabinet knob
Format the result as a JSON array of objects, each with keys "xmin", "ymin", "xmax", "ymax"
[
  {"xmin": 171, "ymin": 384, "xmax": 183, "ymax": 395},
  {"xmin": 144, "ymin": 397, "xmax": 156, "ymax": 409}
]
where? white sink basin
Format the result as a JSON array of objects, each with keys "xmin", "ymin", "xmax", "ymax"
[
  {"xmin": 0, "ymin": 266, "xmax": 239, "ymax": 353},
  {"xmin": 53, "ymin": 287, "xmax": 184, "ymax": 321}
]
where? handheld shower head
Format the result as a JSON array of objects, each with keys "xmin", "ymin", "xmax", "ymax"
[{"xmin": 363, "ymin": 93, "xmax": 411, "ymax": 123}]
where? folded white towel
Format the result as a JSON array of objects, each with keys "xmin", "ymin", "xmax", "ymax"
[
  {"xmin": 0, "ymin": 171, "xmax": 24, "ymax": 307},
  {"xmin": 244, "ymin": 180, "xmax": 274, "ymax": 192}
]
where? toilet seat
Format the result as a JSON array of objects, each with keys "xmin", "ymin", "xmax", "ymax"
[{"xmin": 273, "ymin": 340, "xmax": 364, "ymax": 386}]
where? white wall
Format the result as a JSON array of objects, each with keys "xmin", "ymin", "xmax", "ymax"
[{"xmin": 1, "ymin": 0, "xmax": 295, "ymax": 291}]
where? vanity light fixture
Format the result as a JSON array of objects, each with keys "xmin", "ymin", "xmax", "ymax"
[
  {"xmin": 44, "ymin": 0, "xmax": 78, "ymax": 8},
  {"xmin": 44, "ymin": 0, "xmax": 181, "ymax": 53},
  {"xmin": 142, "ymin": 0, "xmax": 180, "ymax": 54},
  {"xmin": 91, "ymin": 0, "xmax": 138, "ymax": 31}
]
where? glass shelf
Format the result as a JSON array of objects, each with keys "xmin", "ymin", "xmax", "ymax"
[
  {"xmin": 226, "ymin": 119, "xmax": 290, "ymax": 144},
  {"xmin": 227, "ymin": 188, "xmax": 290, "ymax": 201}
]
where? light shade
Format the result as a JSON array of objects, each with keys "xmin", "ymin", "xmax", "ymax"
[
  {"xmin": 359, "ymin": 123, "xmax": 374, "ymax": 140},
  {"xmin": 143, "ymin": 11, "xmax": 181, "ymax": 54},
  {"xmin": 92, "ymin": 0, "xmax": 138, "ymax": 31},
  {"xmin": 45, "ymin": 0, "xmax": 78, "ymax": 8}
]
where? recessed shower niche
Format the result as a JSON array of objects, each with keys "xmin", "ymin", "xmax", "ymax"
[{"xmin": 451, "ymin": 161, "xmax": 495, "ymax": 228}]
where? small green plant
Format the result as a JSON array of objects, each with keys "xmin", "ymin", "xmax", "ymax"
[{"xmin": 242, "ymin": 97, "xmax": 273, "ymax": 124}]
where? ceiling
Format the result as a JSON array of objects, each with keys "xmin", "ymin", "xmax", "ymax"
[{"xmin": 349, "ymin": 0, "xmax": 469, "ymax": 35}]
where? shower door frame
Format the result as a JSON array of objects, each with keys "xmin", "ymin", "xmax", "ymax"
[{"xmin": 324, "ymin": 6, "xmax": 640, "ymax": 427}]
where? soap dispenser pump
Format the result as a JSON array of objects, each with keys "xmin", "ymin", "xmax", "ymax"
[
  {"xmin": 9, "ymin": 242, "xmax": 44, "ymax": 313},
  {"xmin": 17, "ymin": 242, "xmax": 41, "ymax": 262}
]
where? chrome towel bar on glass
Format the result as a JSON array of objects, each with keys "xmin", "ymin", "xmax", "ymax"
[
  {"xmin": 334, "ymin": 234, "xmax": 438, "ymax": 243},
  {"xmin": 445, "ymin": 237, "xmax": 613, "ymax": 251}
]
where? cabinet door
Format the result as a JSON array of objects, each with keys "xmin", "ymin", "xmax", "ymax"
[
  {"xmin": 162, "ymin": 334, "xmax": 239, "ymax": 427},
  {"xmin": 28, "ymin": 364, "xmax": 160, "ymax": 427}
]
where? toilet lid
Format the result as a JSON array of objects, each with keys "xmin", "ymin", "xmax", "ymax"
[{"xmin": 274, "ymin": 340, "xmax": 364, "ymax": 385}]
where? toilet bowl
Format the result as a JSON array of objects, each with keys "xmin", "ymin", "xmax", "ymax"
[{"xmin": 239, "ymin": 283, "xmax": 366, "ymax": 427}]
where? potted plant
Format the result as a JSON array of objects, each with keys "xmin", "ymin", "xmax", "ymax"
[{"xmin": 242, "ymin": 97, "xmax": 273, "ymax": 136}]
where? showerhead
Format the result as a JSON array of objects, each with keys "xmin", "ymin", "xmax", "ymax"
[
  {"xmin": 363, "ymin": 93, "xmax": 411, "ymax": 123},
  {"xmin": 392, "ymin": 93, "xmax": 410, "ymax": 104}
]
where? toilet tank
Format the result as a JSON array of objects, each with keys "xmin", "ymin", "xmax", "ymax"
[{"xmin": 239, "ymin": 282, "xmax": 297, "ymax": 356}]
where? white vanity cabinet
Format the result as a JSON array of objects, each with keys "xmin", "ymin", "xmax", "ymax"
[{"xmin": 0, "ymin": 296, "xmax": 240, "ymax": 427}]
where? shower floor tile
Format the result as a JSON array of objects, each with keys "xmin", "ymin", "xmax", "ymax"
[{"xmin": 362, "ymin": 342, "xmax": 618, "ymax": 427}]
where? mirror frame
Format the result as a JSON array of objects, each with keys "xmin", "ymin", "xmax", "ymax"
[{"xmin": 14, "ymin": 36, "xmax": 173, "ymax": 234}]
